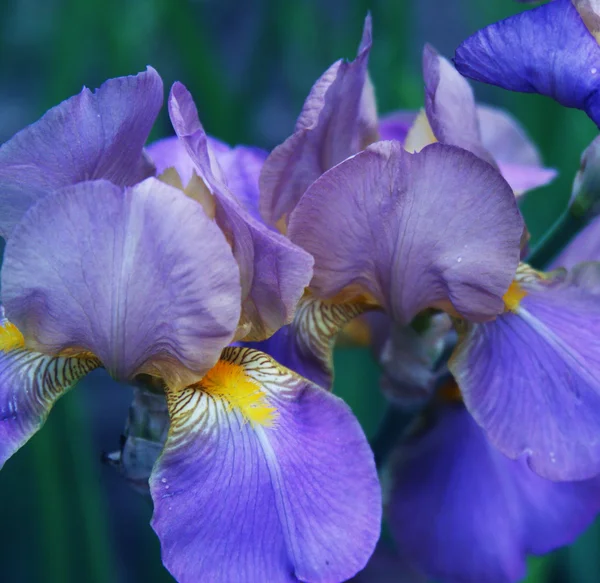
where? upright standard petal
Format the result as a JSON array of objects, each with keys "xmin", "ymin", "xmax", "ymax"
[
  {"xmin": 389, "ymin": 404, "xmax": 600, "ymax": 583},
  {"xmin": 168, "ymin": 83, "xmax": 313, "ymax": 341},
  {"xmin": 288, "ymin": 141, "xmax": 524, "ymax": 324},
  {"xmin": 423, "ymin": 45, "xmax": 495, "ymax": 166},
  {"xmin": 0, "ymin": 68, "xmax": 163, "ymax": 239},
  {"xmin": 454, "ymin": 0, "xmax": 600, "ymax": 127},
  {"xmin": 244, "ymin": 295, "xmax": 370, "ymax": 390},
  {"xmin": 2, "ymin": 178, "xmax": 241, "ymax": 387},
  {"xmin": 259, "ymin": 16, "xmax": 377, "ymax": 226},
  {"xmin": 150, "ymin": 347, "xmax": 381, "ymax": 583},
  {"xmin": 451, "ymin": 263, "xmax": 600, "ymax": 480},
  {"xmin": 0, "ymin": 315, "xmax": 100, "ymax": 467},
  {"xmin": 147, "ymin": 136, "xmax": 267, "ymax": 221}
]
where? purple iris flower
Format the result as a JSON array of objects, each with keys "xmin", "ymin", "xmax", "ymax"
[
  {"xmin": 0, "ymin": 71, "xmax": 382, "ymax": 582},
  {"xmin": 454, "ymin": 0, "xmax": 600, "ymax": 128},
  {"xmin": 388, "ymin": 397, "xmax": 600, "ymax": 583},
  {"xmin": 381, "ymin": 45, "xmax": 556, "ymax": 196}
]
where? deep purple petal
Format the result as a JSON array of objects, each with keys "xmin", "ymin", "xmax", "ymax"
[
  {"xmin": 150, "ymin": 347, "xmax": 381, "ymax": 583},
  {"xmin": 454, "ymin": 0, "xmax": 600, "ymax": 127},
  {"xmin": 288, "ymin": 141, "xmax": 524, "ymax": 324},
  {"xmin": 0, "ymin": 345, "xmax": 99, "ymax": 467},
  {"xmin": 0, "ymin": 68, "xmax": 163, "ymax": 239},
  {"xmin": 423, "ymin": 45, "xmax": 495, "ymax": 166},
  {"xmin": 259, "ymin": 16, "xmax": 376, "ymax": 226},
  {"xmin": 378, "ymin": 111, "xmax": 417, "ymax": 144},
  {"xmin": 147, "ymin": 136, "xmax": 267, "ymax": 221},
  {"xmin": 350, "ymin": 541, "xmax": 427, "ymax": 583},
  {"xmin": 389, "ymin": 404, "xmax": 600, "ymax": 583},
  {"xmin": 244, "ymin": 296, "xmax": 368, "ymax": 389},
  {"xmin": 451, "ymin": 263, "xmax": 600, "ymax": 480},
  {"xmin": 552, "ymin": 215, "xmax": 600, "ymax": 268},
  {"xmin": 168, "ymin": 83, "xmax": 314, "ymax": 341},
  {"xmin": 2, "ymin": 178, "xmax": 241, "ymax": 387}
]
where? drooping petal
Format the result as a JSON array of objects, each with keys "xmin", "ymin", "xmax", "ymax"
[
  {"xmin": 244, "ymin": 295, "xmax": 369, "ymax": 390},
  {"xmin": 150, "ymin": 347, "xmax": 381, "ymax": 583},
  {"xmin": 552, "ymin": 215, "xmax": 600, "ymax": 268},
  {"xmin": 168, "ymin": 83, "xmax": 313, "ymax": 341},
  {"xmin": 147, "ymin": 136, "xmax": 267, "ymax": 221},
  {"xmin": 389, "ymin": 404, "xmax": 600, "ymax": 583},
  {"xmin": 259, "ymin": 15, "xmax": 377, "ymax": 226},
  {"xmin": 451, "ymin": 263, "xmax": 600, "ymax": 480},
  {"xmin": 0, "ymin": 345, "xmax": 100, "ymax": 468},
  {"xmin": 454, "ymin": 0, "xmax": 600, "ymax": 127},
  {"xmin": 288, "ymin": 141, "xmax": 524, "ymax": 324},
  {"xmin": 2, "ymin": 178, "xmax": 241, "ymax": 387},
  {"xmin": 423, "ymin": 45, "xmax": 495, "ymax": 166},
  {"xmin": 0, "ymin": 68, "xmax": 163, "ymax": 239}
]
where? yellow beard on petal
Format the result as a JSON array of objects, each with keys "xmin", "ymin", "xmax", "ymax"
[
  {"xmin": 0, "ymin": 320, "xmax": 25, "ymax": 351},
  {"xmin": 199, "ymin": 360, "xmax": 278, "ymax": 427},
  {"xmin": 503, "ymin": 280, "xmax": 528, "ymax": 313}
]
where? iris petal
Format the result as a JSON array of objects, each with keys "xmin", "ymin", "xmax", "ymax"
[
  {"xmin": 451, "ymin": 263, "xmax": 600, "ymax": 480},
  {"xmin": 0, "ymin": 344, "xmax": 99, "ymax": 467},
  {"xmin": 289, "ymin": 140, "xmax": 524, "ymax": 324},
  {"xmin": 2, "ymin": 178, "xmax": 241, "ymax": 387},
  {"xmin": 0, "ymin": 68, "xmax": 163, "ymax": 239},
  {"xmin": 150, "ymin": 347, "xmax": 381, "ymax": 583}
]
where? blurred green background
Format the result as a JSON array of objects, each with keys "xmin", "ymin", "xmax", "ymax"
[{"xmin": 0, "ymin": 0, "xmax": 598, "ymax": 582}]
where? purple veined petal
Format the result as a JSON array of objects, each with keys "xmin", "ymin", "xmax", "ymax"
[
  {"xmin": 2, "ymin": 178, "xmax": 241, "ymax": 388},
  {"xmin": 168, "ymin": 83, "xmax": 314, "ymax": 341},
  {"xmin": 150, "ymin": 347, "xmax": 381, "ymax": 583},
  {"xmin": 423, "ymin": 45, "xmax": 495, "ymax": 166},
  {"xmin": 259, "ymin": 15, "xmax": 376, "ymax": 227},
  {"xmin": 389, "ymin": 403, "xmax": 600, "ymax": 583},
  {"xmin": 147, "ymin": 136, "xmax": 267, "ymax": 222},
  {"xmin": 551, "ymin": 215, "xmax": 600, "ymax": 269},
  {"xmin": 288, "ymin": 140, "xmax": 524, "ymax": 324},
  {"xmin": 0, "ymin": 342, "xmax": 100, "ymax": 468},
  {"xmin": 0, "ymin": 68, "xmax": 163, "ymax": 240},
  {"xmin": 451, "ymin": 262, "xmax": 600, "ymax": 480},
  {"xmin": 378, "ymin": 110, "xmax": 417, "ymax": 144},
  {"xmin": 454, "ymin": 0, "xmax": 600, "ymax": 128},
  {"xmin": 244, "ymin": 295, "xmax": 370, "ymax": 390}
]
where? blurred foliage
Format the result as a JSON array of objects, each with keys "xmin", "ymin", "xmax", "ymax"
[{"xmin": 0, "ymin": 0, "xmax": 598, "ymax": 582}]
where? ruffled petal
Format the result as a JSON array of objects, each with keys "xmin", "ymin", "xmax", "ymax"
[
  {"xmin": 288, "ymin": 141, "xmax": 524, "ymax": 324},
  {"xmin": 244, "ymin": 296, "xmax": 369, "ymax": 389},
  {"xmin": 451, "ymin": 263, "xmax": 600, "ymax": 480},
  {"xmin": 168, "ymin": 83, "xmax": 314, "ymax": 341},
  {"xmin": 259, "ymin": 16, "xmax": 376, "ymax": 226},
  {"xmin": 2, "ymin": 178, "xmax": 241, "ymax": 387},
  {"xmin": 147, "ymin": 136, "xmax": 267, "ymax": 221},
  {"xmin": 454, "ymin": 0, "xmax": 600, "ymax": 127},
  {"xmin": 150, "ymin": 347, "xmax": 381, "ymax": 583},
  {"xmin": 0, "ymin": 343, "xmax": 100, "ymax": 467},
  {"xmin": 0, "ymin": 68, "xmax": 163, "ymax": 239},
  {"xmin": 389, "ymin": 404, "xmax": 600, "ymax": 583}
]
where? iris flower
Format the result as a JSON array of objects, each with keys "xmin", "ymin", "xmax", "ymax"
[
  {"xmin": 0, "ymin": 69, "xmax": 382, "ymax": 583},
  {"xmin": 454, "ymin": 0, "xmax": 600, "ymax": 128}
]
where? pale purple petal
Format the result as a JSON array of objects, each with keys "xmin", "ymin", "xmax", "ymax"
[
  {"xmin": 289, "ymin": 141, "xmax": 524, "ymax": 324},
  {"xmin": 552, "ymin": 215, "xmax": 600, "ymax": 268},
  {"xmin": 389, "ymin": 404, "xmax": 600, "ymax": 583},
  {"xmin": 2, "ymin": 178, "xmax": 241, "ymax": 387},
  {"xmin": 259, "ymin": 16, "xmax": 376, "ymax": 226},
  {"xmin": 451, "ymin": 263, "xmax": 600, "ymax": 480},
  {"xmin": 423, "ymin": 45, "xmax": 495, "ymax": 166},
  {"xmin": 150, "ymin": 347, "xmax": 381, "ymax": 583},
  {"xmin": 0, "ymin": 347, "xmax": 99, "ymax": 467},
  {"xmin": 168, "ymin": 83, "xmax": 313, "ymax": 341},
  {"xmin": 0, "ymin": 68, "xmax": 163, "ymax": 239}
]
